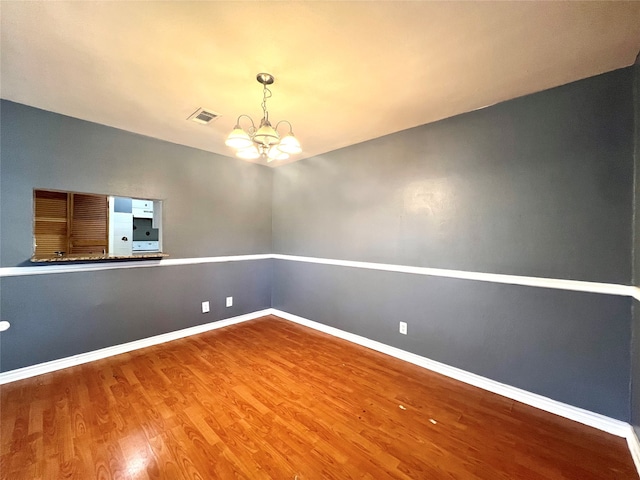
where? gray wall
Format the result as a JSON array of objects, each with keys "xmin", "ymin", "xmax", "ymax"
[
  {"xmin": 1, "ymin": 66, "xmax": 637, "ymax": 424},
  {"xmin": 272, "ymin": 68, "xmax": 635, "ymax": 421},
  {"xmin": 0, "ymin": 101, "xmax": 273, "ymax": 371},
  {"xmin": 273, "ymin": 68, "xmax": 634, "ymax": 284},
  {"xmin": 272, "ymin": 260, "xmax": 631, "ymax": 420},
  {"xmin": 632, "ymin": 55, "xmax": 640, "ymax": 439},
  {"xmin": 1, "ymin": 100, "xmax": 272, "ymax": 266},
  {"xmin": 1, "ymin": 261, "xmax": 272, "ymax": 371}
]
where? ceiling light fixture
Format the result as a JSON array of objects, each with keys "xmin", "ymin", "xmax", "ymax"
[{"xmin": 225, "ymin": 73, "xmax": 301, "ymax": 162}]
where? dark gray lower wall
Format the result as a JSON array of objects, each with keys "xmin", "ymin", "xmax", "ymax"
[
  {"xmin": 272, "ymin": 260, "xmax": 631, "ymax": 421},
  {"xmin": 632, "ymin": 50, "xmax": 640, "ymax": 442},
  {"xmin": 633, "ymin": 300, "xmax": 640, "ymax": 439},
  {"xmin": 0, "ymin": 259, "xmax": 272, "ymax": 372}
]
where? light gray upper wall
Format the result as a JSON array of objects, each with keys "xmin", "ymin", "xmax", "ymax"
[
  {"xmin": 273, "ymin": 68, "xmax": 634, "ymax": 284},
  {"xmin": 0, "ymin": 100, "xmax": 273, "ymax": 267}
]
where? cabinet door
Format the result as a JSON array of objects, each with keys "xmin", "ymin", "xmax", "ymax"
[
  {"xmin": 34, "ymin": 190, "xmax": 68, "ymax": 256},
  {"xmin": 69, "ymin": 193, "xmax": 108, "ymax": 255},
  {"xmin": 111, "ymin": 212, "xmax": 133, "ymax": 256},
  {"xmin": 132, "ymin": 198, "xmax": 154, "ymax": 218}
]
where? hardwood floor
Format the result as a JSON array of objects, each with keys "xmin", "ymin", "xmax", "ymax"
[{"xmin": 1, "ymin": 315, "xmax": 637, "ymax": 479}]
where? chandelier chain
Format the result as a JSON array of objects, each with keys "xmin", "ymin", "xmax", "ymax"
[{"xmin": 261, "ymin": 84, "xmax": 272, "ymax": 122}]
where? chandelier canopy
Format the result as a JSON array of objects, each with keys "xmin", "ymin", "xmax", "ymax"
[{"xmin": 225, "ymin": 73, "xmax": 301, "ymax": 162}]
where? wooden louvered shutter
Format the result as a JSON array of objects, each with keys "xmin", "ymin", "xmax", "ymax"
[
  {"xmin": 34, "ymin": 190, "xmax": 69, "ymax": 256},
  {"xmin": 69, "ymin": 193, "xmax": 108, "ymax": 255}
]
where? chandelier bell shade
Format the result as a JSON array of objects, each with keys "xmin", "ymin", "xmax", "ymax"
[{"xmin": 225, "ymin": 73, "xmax": 302, "ymax": 162}]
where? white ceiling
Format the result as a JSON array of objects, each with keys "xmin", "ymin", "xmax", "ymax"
[{"xmin": 2, "ymin": 1, "xmax": 640, "ymax": 167}]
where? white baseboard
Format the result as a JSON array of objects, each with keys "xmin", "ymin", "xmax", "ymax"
[
  {"xmin": 628, "ymin": 426, "xmax": 640, "ymax": 477},
  {"xmin": 271, "ymin": 308, "xmax": 640, "ymax": 477},
  {"xmin": 268, "ymin": 308, "xmax": 630, "ymax": 438},
  {"xmin": 0, "ymin": 309, "xmax": 271, "ymax": 385}
]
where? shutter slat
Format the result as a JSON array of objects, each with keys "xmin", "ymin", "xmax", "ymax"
[
  {"xmin": 70, "ymin": 194, "xmax": 108, "ymax": 254},
  {"xmin": 34, "ymin": 191, "xmax": 68, "ymax": 255}
]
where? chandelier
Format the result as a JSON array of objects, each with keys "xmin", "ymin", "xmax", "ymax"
[{"xmin": 225, "ymin": 73, "xmax": 302, "ymax": 162}]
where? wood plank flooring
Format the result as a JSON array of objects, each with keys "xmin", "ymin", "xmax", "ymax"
[{"xmin": 1, "ymin": 315, "xmax": 637, "ymax": 479}]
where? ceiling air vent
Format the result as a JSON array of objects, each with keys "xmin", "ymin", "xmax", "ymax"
[{"xmin": 187, "ymin": 108, "xmax": 221, "ymax": 125}]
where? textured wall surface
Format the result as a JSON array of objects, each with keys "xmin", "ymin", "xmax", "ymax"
[
  {"xmin": 272, "ymin": 68, "xmax": 635, "ymax": 421},
  {"xmin": 632, "ymin": 56, "xmax": 640, "ymax": 439},
  {"xmin": 634, "ymin": 298, "xmax": 640, "ymax": 437},
  {"xmin": 0, "ymin": 101, "xmax": 273, "ymax": 371},
  {"xmin": 1, "ymin": 66, "xmax": 637, "ymax": 425},
  {"xmin": 0, "ymin": 100, "xmax": 272, "ymax": 267},
  {"xmin": 273, "ymin": 68, "xmax": 634, "ymax": 284},
  {"xmin": 1, "ymin": 260, "xmax": 272, "ymax": 371}
]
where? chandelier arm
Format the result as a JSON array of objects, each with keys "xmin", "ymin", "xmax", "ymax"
[
  {"xmin": 235, "ymin": 114, "xmax": 257, "ymax": 135},
  {"xmin": 274, "ymin": 120, "xmax": 294, "ymax": 135}
]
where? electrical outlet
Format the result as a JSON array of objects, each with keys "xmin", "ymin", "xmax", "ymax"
[
  {"xmin": 201, "ymin": 301, "xmax": 210, "ymax": 313},
  {"xmin": 226, "ymin": 296, "xmax": 233, "ymax": 307},
  {"xmin": 399, "ymin": 321, "xmax": 408, "ymax": 335}
]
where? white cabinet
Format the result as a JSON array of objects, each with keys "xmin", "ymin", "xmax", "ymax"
[
  {"xmin": 108, "ymin": 196, "xmax": 161, "ymax": 256},
  {"xmin": 132, "ymin": 199, "xmax": 153, "ymax": 218},
  {"xmin": 132, "ymin": 241, "xmax": 160, "ymax": 252},
  {"xmin": 110, "ymin": 212, "xmax": 133, "ymax": 256}
]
